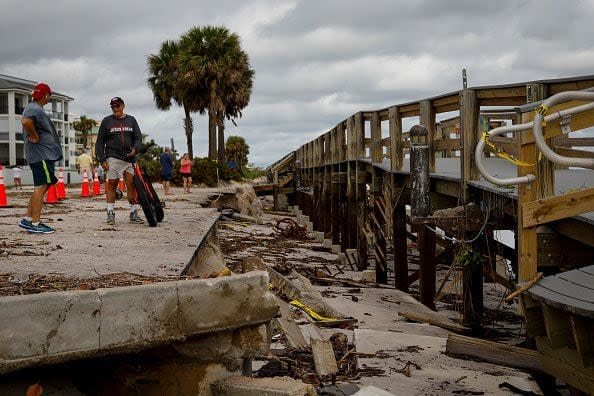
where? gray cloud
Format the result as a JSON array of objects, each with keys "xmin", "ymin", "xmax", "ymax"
[{"xmin": 1, "ymin": 0, "xmax": 593, "ymax": 166}]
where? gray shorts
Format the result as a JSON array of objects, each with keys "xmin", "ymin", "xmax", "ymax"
[{"xmin": 106, "ymin": 157, "xmax": 134, "ymax": 180}]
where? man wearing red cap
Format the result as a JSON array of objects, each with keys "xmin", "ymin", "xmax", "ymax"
[{"xmin": 18, "ymin": 83, "xmax": 63, "ymax": 234}]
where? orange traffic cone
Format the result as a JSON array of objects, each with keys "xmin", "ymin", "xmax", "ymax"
[
  {"xmin": 118, "ymin": 175, "xmax": 126, "ymax": 192},
  {"xmin": 45, "ymin": 184, "xmax": 59, "ymax": 204},
  {"xmin": 81, "ymin": 170, "xmax": 91, "ymax": 198},
  {"xmin": 0, "ymin": 165, "xmax": 10, "ymax": 208},
  {"xmin": 93, "ymin": 169, "xmax": 101, "ymax": 195},
  {"xmin": 56, "ymin": 167, "xmax": 67, "ymax": 199}
]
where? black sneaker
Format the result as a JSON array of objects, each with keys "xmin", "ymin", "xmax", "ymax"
[{"xmin": 28, "ymin": 223, "xmax": 55, "ymax": 234}]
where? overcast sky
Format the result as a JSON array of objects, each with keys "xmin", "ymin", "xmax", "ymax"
[{"xmin": 1, "ymin": 0, "xmax": 593, "ymax": 166}]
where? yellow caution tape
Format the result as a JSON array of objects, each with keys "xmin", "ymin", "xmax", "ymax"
[
  {"xmin": 481, "ymin": 132, "xmax": 535, "ymax": 167},
  {"xmin": 535, "ymin": 105, "xmax": 548, "ymax": 116},
  {"xmin": 289, "ymin": 300, "xmax": 337, "ymax": 321}
]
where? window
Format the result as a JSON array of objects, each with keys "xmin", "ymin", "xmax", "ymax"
[{"xmin": 0, "ymin": 94, "xmax": 7, "ymax": 114}]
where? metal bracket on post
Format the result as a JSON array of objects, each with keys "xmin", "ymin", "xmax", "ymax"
[{"xmin": 560, "ymin": 115, "xmax": 572, "ymax": 135}]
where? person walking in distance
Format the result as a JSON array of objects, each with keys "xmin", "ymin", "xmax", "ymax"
[
  {"xmin": 12, "ymin": 165, "xmax": 22, "ymax": 189},
  {"xmin": 180, "ymin": 153, "xmax": 193, "ymax": 193},
  {"xmin": 18, "ymin": 83, "xmax": 62, "ymax": 234},
  {"xmin": 76, "ymin": 150, "xmax": 93, "ymax": 191},
  {"xmin": 95, "ymin": 97, "xmax": 144, "ymax": 225},
  {"xmin": 160, "ymin": 147, "xmax": 174, "ymax": 195}
]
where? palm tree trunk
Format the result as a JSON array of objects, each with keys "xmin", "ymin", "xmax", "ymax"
[
  {"xmin": 217, "ymin": 111, "xmax": 225, "ymax": 161},
  {"xmin": 183, "ymin": 106, "xmax": 194, "ymax": 159},
  {"xmin": 208, "ymin": 79, "xmax": 217, "ymax": 160}
]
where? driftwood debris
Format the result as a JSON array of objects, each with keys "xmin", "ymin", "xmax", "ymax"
[
  {"xmin": 398, "ymin": 310, "xmax": 471, "ymax": 334},
  {"xmin": 446, "ymin": 334, "xmax": 544, "ymax": 373},
  {"xmin": 504, "ymin": 272, "xmax": 543, "ymax": 302}
]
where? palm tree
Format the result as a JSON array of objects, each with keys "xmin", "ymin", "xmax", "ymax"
[
  {"xmin": 147, "ymin": 40, "xmax": 208, "ymax": 159},
  {"xmin": 216, "ymin": 50, "xmax": 254, "ymax": 161},
  {"xmin": 72, "ymin": 115, "xmax": 97, "ymax": 151},
  {"xmin": 179, "ymin": 26, "xmax": 250, "ymax": 160}
]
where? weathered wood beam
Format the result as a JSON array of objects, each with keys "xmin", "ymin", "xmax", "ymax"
[
  {"xmin": 420, "ymin": 100, "xmax": 436, "ymax": 172},
  {"xmin": 371, "ymin": 111, "xmax": 382, "ymax": 163},
  {"xmin": 446, "ymin": 334, "xmax": 544, "ymax": 373},
  {"xmin": 522, "ymin": 187, "xmax": 594, "ymax": 228},
  {"xmin": 433, "ymin": 138, "xmax": 461, "ymax": 151},
  {"xmin": 461, "ymin": 89, "xmax": 480, "ymax": 190}
]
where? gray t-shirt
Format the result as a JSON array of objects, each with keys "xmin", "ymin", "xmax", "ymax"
[{"xmin": 22, "ymin": 101, "xmax": 63, "ymax": 163}]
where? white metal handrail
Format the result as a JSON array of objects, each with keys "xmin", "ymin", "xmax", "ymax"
[{"xmin": 475, "ymin": 94, "xmax": 594, "ymax": 186}]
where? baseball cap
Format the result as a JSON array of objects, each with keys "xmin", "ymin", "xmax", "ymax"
[
  {"xmin": 32, "ymin": 83, "xmax": 51, "ymax": 100},
  {"xmin": 110, "ymin": 97, "xmax": 125, "ymax": 107}
]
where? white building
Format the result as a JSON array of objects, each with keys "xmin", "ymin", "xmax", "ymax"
[{"xmin": 0, "ymin": 74, "xmax": 75, "ymax": 169}]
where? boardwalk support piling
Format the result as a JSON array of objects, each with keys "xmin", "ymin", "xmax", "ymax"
[{"xmin": 410, "ymin": 125, "xmax": 436, "ymax": 309}]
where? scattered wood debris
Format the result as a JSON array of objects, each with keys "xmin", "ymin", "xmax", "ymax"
[{"xmin": 0, "ymin": 272, "xmax": 199, "ymax": 296}]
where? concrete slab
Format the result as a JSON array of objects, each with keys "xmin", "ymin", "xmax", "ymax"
[
  {"xmin": 352, "ymin": 386, "xmax": 395, "ymax": 396},
  {"xmin": 0, "ymin": 189, "xmax": 221, "ymax": 278},
  {"xmin": 0, "ymin": 272, "xmax": 279, "ymax": 374}
]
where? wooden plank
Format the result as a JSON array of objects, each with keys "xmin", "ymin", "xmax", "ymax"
[
  {"xmin": 398, "ymin": 310, "xmax": 471, "ymax": 334},
  {"xmin": 461, "ymin": 89, "xmax": 480, "ymax": 186},
  {"xmin": 555, "ymin": 146, "xmax": 594, "ymax": 159},
  {"xmin": 477, "ymin": 86, "xmax": 526, "ymax": 99},
  {"xmin": 556, "ymin": 136, "xmax": 594, "ymax": 147},
  {"xmin": 446, "ymin": 334, "xmax": 544, "ymax": 372},
  {"xmin": 478, "ymin": 97, "xmax": 527, "ymax": 107},
  {"xmin": 571, "ymin": 315, "xmax": 594, "ymax": 368},
  {"xmin": 543, "ymin": 305, "xmax": 575, "ymax": 349},
  {"xmin": 311, "ymin": 338, "xmax": 338, "ymax": 376},
  {"xmin": 522, "ymin": 187, "xmax": 594, "ymax": 228},
  {"xmin": 389, "ymin": 107, "xmax": 404, "ymax": 172},
  {"xmin": 536, "ymin": 336, "xmax": 594, "ymax": 395},
  {"xmin": 354, "ymin": 112, "xmax": 365, "ymax": 159},
  {"xmin": 433, "ymin": 138, "xmax": 461, "ymax": 151},
  {"xmin": 272, "ymin": 296, "xmax": 309, "ymax": 350},
  {"xmin": 370, "ymin": 111, "xmax": 382, "ymax": 163}
]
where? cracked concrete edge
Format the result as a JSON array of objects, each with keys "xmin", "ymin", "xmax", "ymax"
[{"xmin": 0, "ymin": 271, "xmax": 279, "ymax": 375}]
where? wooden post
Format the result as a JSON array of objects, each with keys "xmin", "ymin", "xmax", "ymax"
[
  {"xmin": 518, "ymin": 110, "xmax": 539, "ymax": 282},
  {"xmin": 372, "ymin": 169, "xmax": 387, "ymax": 283},
  {"xmin": 420, "ymin": 100, "xmax": 436, "ymax": 172},
  {"xmin": 389, "ymin": 106, "xmax": 404, "ymax": 171},
  {"xmin": 410, "ymin": 125, "xmax": 436, "ymax": 309},
  {"xmin": 356, "ymin": 163, "xmax": 368, "ymax": 271},
  {"xmin": 460, "ymin": 89, "xmax": 480, "ymax": 202},
  {"xmin": 354, "ymin": 112, "xmax": 365, "ymax": 159},
  {"xmin": 393, "ymin": 197, "xmax": 408, "ymax": 291},
  {"xmin": 371, "ymin": 112, "xmax": 382, "ymax": 163},
  {"xmin": 526, "ymin": 83, "xmax": 555, "ymax": 199}
]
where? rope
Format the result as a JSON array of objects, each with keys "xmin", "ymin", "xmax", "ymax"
[{"xmin": 272, "ymin": 218, "xmax": 311, "ymax": 240}]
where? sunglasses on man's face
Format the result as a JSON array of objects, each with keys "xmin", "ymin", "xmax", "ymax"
[{"xmin": 110, "ymin": 104, "xmax": 122, "ymax": 109}]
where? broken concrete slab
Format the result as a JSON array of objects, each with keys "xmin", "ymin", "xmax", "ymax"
[
  {"xmin": 0, "ymin": 271, "xmax": 279, "ymax": 374},
  {"xmin": 211, "ymin": 375, "xmax": 316, "ymax": 396},
  {"xmin": 311, "ymin": 338, "xmax": 338, "ymax": 377}
]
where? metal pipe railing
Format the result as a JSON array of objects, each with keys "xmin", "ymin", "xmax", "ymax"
[
  {"xmin": 475, "ymin": 95, "xmax": 594, "ymax": 185},
  {"xmin": 533, "ymin": 91, "xmax": 594, "ymax": 169}
]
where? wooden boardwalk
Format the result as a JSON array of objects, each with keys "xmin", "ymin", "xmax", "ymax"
[{"xmin": 269, "ymin": 74, "xmax": 594, "ymax": 393}]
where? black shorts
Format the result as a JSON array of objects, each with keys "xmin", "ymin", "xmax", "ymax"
[
  {"xmin": 30, "ymin": 160, "xmax": 58, "ymax": 186},
  {"xmin": 181, "ymin": 172, "xmax": 192, "ymax": 178},
  {"xmin": 161, "ymin": 172, "xmax": 172, "ymax": 181}
]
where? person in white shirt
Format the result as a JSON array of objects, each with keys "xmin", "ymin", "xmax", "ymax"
[{"xmin": 12, "ymin": 166, "xmax": 22, "ymax": 189}]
